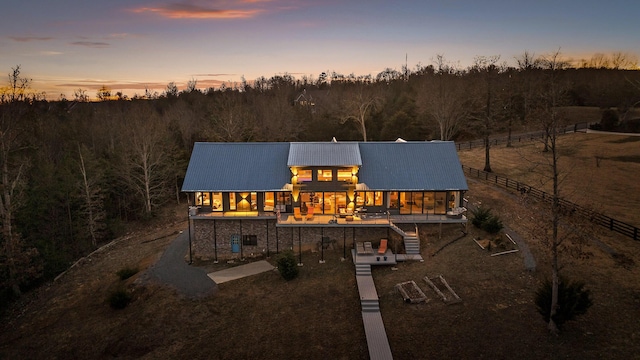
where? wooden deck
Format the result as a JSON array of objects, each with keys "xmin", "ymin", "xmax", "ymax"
[
  {"xmin": 191, "ymin": 211, "xmax": 466, "ymax": 226},
  {"xmin": 352, "ymin": 249, "xmax": 397, "ymax": 265}
]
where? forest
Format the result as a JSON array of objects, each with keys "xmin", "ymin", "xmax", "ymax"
[{"xmin": 1, "ymin": 52, "xmax": 639, "ymax": 307}]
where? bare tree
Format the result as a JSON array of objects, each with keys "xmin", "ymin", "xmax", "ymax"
[
  {"xmin": 0, "ymin": 66, "xmax": 39, "ymax": 295},
  {"xmin": 119, "ymin": 105, "xmax": 174, "ymax": 215},
  {"xmin": 470, "ymin": 55, "xmax": 503, "ymax": 172},
  {"xmin": 339, "ymin": 85, "xmax": 380, "ymax": 141},
  {"xmin": 77, "ymin": 144, "xmax": 106, "ymax": 247},
  {"xmin": 532, "ymin": 49, "xmax": 571, "ymax": 334},
  {"xmin": 425, "ymin": 55, "xmax": 469, "ymax": 140}
]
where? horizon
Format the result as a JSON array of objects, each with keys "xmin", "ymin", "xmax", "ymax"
[{"xmin": 2, "ymin": 0, "xmax": 639, "ymax": 100}]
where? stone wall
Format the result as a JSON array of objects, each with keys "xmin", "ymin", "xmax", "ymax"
[{"xmin": 191, "ymin": 219, "xmax": 405, "ymax": 261}]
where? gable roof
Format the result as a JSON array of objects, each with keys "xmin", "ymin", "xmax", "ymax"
[
  {"xmin": 181, "ymin": 142, "xmax": 291, "ymax": 192},
  {"xmin": 181, "ymin": 141, "xmax": 468, "ymax": 192},
  {"xmin": 358, "ymin": 141, "xmax": 468, "ymax": 191},
  {"xmin": 288, "ymin": 142, "xmax": 361, "ymax": 166}
]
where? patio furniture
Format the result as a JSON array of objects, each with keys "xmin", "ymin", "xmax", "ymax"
[
  {"xmin": 378, "ymin": 239, "xmax": 388, "ymax": 254},
  {"xmin": 293, "ymin": 207, "xmax": 302, "ymax": 220},
  {"xmin": 364, "ymin": 242, "xmax": 373, "ymax": 254}
]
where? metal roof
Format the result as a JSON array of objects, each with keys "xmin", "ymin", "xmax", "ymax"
[
  {"xmin": 288, "ymin": 142, "xmax": 362, "ymax": 166},
  {"xmin": 181, "ymin": 142, "xmax": 291, "ymax": 192},
  {"xmin": 182, "ymin": 141, "xmax": 468, "ymax": 192},
  {"xmin": 357, "ymin": 141, "xmax": 468, "ymax": 191}
]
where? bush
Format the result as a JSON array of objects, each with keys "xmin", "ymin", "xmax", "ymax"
[
  {"xmin": 600, "ymin": 109, "xmax": 619, "ymax": 131},
  {"xmin": 116, "ymin": 266, "xmax": 139, "ymax": 280},
  {"xmin": 471, "ymin": 207, "xmax": 492, "ymax": 228},
  {"xmin": 482, "ymin": 216, "xmax": 504, "ymax": 234},
  {"xmin": 471, "ymin": 207, "xmax": 504, "ymax": 234},
  {"xmin": 108, "ymin": 288, "xmax": 132, "ymax": 309},
  {"xmin": 276, "ymin": 250, "xmax": 299, "ymax": 281},
  {"xmin": 535, "ymin": 277, "xmax": 593, "ymax": 329}
]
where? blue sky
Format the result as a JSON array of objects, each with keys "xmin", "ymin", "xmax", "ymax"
[{"xmin": 1, "ymin": 0, "xmax": 638, "ymax": 99}]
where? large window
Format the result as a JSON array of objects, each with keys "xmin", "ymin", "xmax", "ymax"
[
  {"xmin": 229, "ymin": 192, "xmax": 236, "ymax": 210},
  {"xmin": 388, "ymin": 192, "xmax": 399, "ymax": 209},
  {"xmin": 264, "ymin": 192, "xmax": 275, "ymax": 212},
  {"xmin": 355, "ymin": 191, "xmax": 383, "ymax": 207},
  {"xmin": 298, "ymin": 169, "xmax": 312, "ymax": 182},
  {"xmin": 337, "ymin": 169, "xmax": 352, "ymax": 182},
  {"xmin": 317, "ymin": 169, "xmax": 332, "ymax": 181},
  {"xmin": 196, "ymin": 192, "xmax": 210, "ymax": 206},
  {"xmin": 211, "ymin": 192, "xmax": 223, "ymax": 211}
]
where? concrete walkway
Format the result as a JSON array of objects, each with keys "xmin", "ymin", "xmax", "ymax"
[{"xmin": 208, "ymin": 261, "xmax": 275, "ymax": 284}]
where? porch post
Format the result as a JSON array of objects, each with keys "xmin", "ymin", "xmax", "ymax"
[
  {"xmin": 266, "ymin": 219, "xmax": 270, "ymax": 258},
  {"xmin": 320, "ymin": 227, "xmax": 325, "ymax": 264},
  {"xmin": 214, "ymin": 219, "xmax": 218, "ymax": 263},
  {"xmin": 276, "ymin": 225, "xmax": 279, "ymax": 254},
  {"xmin": 343, "ymin": 228, "xmax": 346, "ymax": 260},
  {"xmin": 187, "ymin": 207, "xmax": 192, "ymax": 264},
  {"xmin": 298, "ymin": 227, "xmax": 303, "ymax": 266}
]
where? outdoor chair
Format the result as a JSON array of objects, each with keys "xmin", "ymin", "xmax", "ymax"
[
  {"xmin": 378, "ymin": 239, "xmax": 388, "ymax": 255},
  {"xmin": 294, "ymin": 207, "xmax": 302, "ymax": 220}
]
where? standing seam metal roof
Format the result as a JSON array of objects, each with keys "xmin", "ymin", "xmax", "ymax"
[
  {"xmin": 181, "ymin": 141, "xmax": 468, "ymax": 192},
  {"xmin": 288, "ymin": 142, "xmax": 362, "ymax": 166},
  {"xmin": 357, "ymin": 141, "xmax": 468, "ymax": 191},
  {"xmin": 181, "ymin": 142, "xmax": 291, "ymax": 192}
]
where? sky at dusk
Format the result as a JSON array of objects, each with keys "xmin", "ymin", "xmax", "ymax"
[{"xmin": 1, "ymin": 0, "xmax": 639, "ymax": 99}]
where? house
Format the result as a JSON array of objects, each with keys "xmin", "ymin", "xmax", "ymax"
[{"xmin": 182, "ymin": 140, "xmax": 468, "ymax": 261}]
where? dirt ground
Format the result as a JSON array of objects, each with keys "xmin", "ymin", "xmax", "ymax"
[{"xmin": 1, "ymin": 180, "xmax": 639, "ymax": 359}]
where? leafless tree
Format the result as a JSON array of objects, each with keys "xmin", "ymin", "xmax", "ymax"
[
  {"xmin": 0, "ymin": 66, "xmax": 40, "ymax": 295},
  {"xmin": 77, "ymin": 144, "xmax": 106, "ymax": 247},
  {"xmin": 339, "ymin": 85, "xmax": 380, "ymax": 141}
]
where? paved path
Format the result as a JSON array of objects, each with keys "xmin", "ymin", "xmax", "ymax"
[
  {"xmin": 208, "ymin": 261, "xmax": 274, "ymax": 284},
  {"xmin": 140, "ymin": 231, "xmax": 217, "ymax": 299}
]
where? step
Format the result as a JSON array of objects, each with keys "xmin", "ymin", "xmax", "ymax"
[
  {"xmin": 355, "ymin": 264, "xmax": 371, "ymax": 276},
  {"xmin": 361, "ymin": 299, "xmax": 380, "ymax": 312}
]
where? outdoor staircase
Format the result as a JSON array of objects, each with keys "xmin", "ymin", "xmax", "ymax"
[
  {"xmin": 403, "ymin": 235, "xmax": 420, "ymax": 255},
  {"xmin": 355, "ymin": 264, "xmax": 372, "ymax": 276},
  {"xmin": 355, "ymin": 264, "xmax": 380, "ymax": 312},
  {"xmin": 361, "ymin": 299, "xmax": 380, "ymax": 312},
  {"xmin": 389, "ymin": 221, "xmax": 421, "ymax": 255}
]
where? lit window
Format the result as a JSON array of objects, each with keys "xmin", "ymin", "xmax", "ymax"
[
  {"xmin": 337, "ymin": 169, "xmax": 352, "ymax": 182},
  {"xmin": 317, "ymin": 169, "xmax": 332, "ymax": 181},
  {"xmin": 298, "ymin": 169, "xmax": 312, "ymax": 182}
]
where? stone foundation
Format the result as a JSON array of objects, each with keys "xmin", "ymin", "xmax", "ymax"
[{"xmin": 191, "ymin": 219, "xmax": 405, "ymax": 261}]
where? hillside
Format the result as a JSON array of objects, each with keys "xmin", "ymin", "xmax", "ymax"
[{"xmin": 1, "ymin": 178, "xmax": 639, "ymax": 359}]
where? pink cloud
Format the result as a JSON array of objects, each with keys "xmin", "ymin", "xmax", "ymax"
[
  {"xmin": 131, "ymin": 2, "xmax": 266, "ymax": 19},
  {"xmin": 9, "ymin": 36, "xmax": 53, "ymax": 42}
]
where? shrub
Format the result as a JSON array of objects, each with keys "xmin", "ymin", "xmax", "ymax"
[
  {"xmin": 471, "ymin": 207, "xmax": 492, "ymax": 228},
  {"xmin": 276, "ymin": 250, "xmax": 299, "ymax": 281},
  {"xmin": 482, "ymin": 216, "xmax": 504, "ymax": 234},
  {"xmin": 600, "ymin": 109, "xmax": 619, "ymax": 131},
  {"xmin": 535, "ymin": 277, "xmax": 593, "ymax": 329},
  {"xmin": 116, "ymin": 266, "xmax": 139, "ymax": 280},
  {"xmin": 108, "ymin": 288, "xmax": 132, "ymax": 309}
]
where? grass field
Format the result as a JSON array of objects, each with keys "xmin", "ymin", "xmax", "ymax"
[{"xmin": 458, "ymin": 132, "xmax": 640, "ymax": 226}]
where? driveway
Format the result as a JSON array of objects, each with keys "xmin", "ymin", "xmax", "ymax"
[{"xmin": 139, "ymin": 230, "xmax": 217, "ymax": 299}]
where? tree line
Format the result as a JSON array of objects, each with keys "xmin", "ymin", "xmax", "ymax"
[{"xmin": 0, "ymin": 51, "xmax": 639, "ymax": 306}]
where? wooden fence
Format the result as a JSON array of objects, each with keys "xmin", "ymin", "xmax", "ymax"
[
  {"xmin": 455, "ymin": 122, "xmax": 591, "ymax": 151},
  {"xmin": 462, "ymin": 165, "xmax": 639, "ymax": 241}
]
